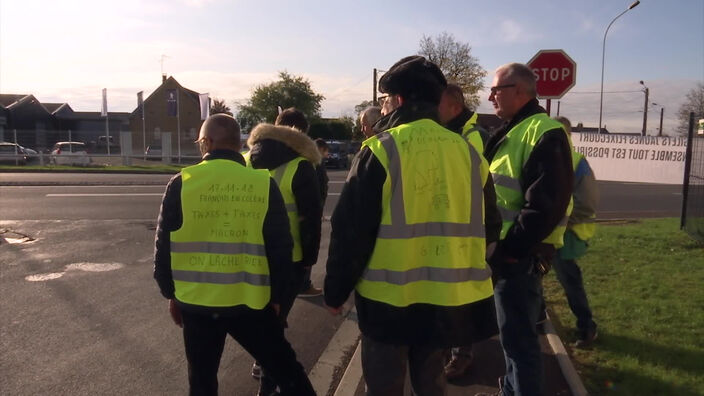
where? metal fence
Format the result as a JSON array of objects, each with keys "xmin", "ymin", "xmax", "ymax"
[{"xmin": 681, "ymin": 113, "xmax": 704, "ymax": 243}]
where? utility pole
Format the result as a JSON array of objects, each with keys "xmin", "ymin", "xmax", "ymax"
[
  {"xmin": 373, "ymin": 68, "xmax": 378, "ymax": 105},
  {"xmin": 640, "ymin": 81, "xmax": 649, "ymax": 136},
  {"xmin": 658, "ymin": 106, "xmax": 664, "ymax": 136}
]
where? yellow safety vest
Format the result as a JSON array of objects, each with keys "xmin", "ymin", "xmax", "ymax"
[
  {"xmin": 170, "ymin": 159, "xmax": 271, "ymax": 309},
  {"xmin": 461, "ymin": 112, "xmax": 485, "ymax": 156},
  {"xmin": 245, "ymin": 154, "xmax": 304, "ymax": 262},
  {"xmin": 356, "ymin": 119, "xmax": 493, "ymax": 307},
  {"xmin": 489, "ymin": 113, "xmax": 572, "ymax": 248},
  {"xmin": 570, "ymin": 151, "xmax": 597, "ymax": 241}
]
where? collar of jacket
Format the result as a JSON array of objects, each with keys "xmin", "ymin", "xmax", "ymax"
[
  {"xmin": 373, "ymin": 100, "xmax": 441, "ymax": 133},
  {"xmin": 202, "ymin": 149, "xmax": 246, "ymax": 165},
  {"xmin": 445, "ymin": 107, "xmax": 474, "ymax": 135},
  {"xmin": 247, "ymin": 123, "xmax": 321, "ymax": 165},
  {"xmin": 485, "ymin": 98, "xmax": 545, "ymax": 161}
]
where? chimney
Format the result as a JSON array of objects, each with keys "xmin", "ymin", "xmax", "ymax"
[{"xmin": 162, "ymin": 74, "xmax": 167, "ymax": 84}]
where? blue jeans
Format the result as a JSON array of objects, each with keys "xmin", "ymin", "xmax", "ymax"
[
  {"xmin": 494, "ymin": 258, "xmax": 543, "ymax": 396},
  {"xmin": 553, "ymin": 255, "xmax": 596, "ymax": 333}
]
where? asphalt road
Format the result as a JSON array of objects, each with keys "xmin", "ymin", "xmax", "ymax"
[
  {"xmin": 0, "ymin": 170, "xmax": 686, "ymax": 395},
  {"xmin": 0, "ymin": 171, "xmax": 350, "ymax": 396}
]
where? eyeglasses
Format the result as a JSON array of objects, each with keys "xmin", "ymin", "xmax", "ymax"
[
  {"xmin": 378, "ymin": 95, "xmax": 389, "ymax": 105},
  {"xmin": 489, "ymin": 84, "xmax": 516, "ymax": 94}
]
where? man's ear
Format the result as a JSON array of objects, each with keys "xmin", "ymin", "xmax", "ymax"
[{"xmin": 396, "ymin": 94, "xmax": 404, "ymax": 107}]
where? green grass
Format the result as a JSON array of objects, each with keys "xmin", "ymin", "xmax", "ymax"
[
  {"xmin": 0, "ymin": 164, "xmax": 184, "ymax": 173},
  {"xmin": 544, "ymin": 218, "xmax": 704, "ymax": 396}
]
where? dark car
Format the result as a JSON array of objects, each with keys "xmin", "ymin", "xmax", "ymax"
[
  {"xmin": 0, "ymin": 142, "xmax": 29, "ymax": 165},
  {"xmin": 324, "ymin": 141, "xmax": 349, "ymax": 169},
  {"xmin": 145, "ymin": 145, "xmax": 163, "ymax": 160}
]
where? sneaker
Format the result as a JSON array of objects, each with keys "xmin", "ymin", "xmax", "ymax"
[
  {"xmin": 298, "ymin": 285, "xmax": 322, "ymax": 297},
  {"xmin": 444, "ymin": 355, "xmax": 473, "ymax": 380},
  {"xmin": 573, "ymin": 327, "xmax": 598, "ymax": 349},
  {"xmin": 251, "ymin": 362, "xmax": 261, "ymax": 380}
]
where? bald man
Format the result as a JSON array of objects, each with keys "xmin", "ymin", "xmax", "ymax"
[{"xmin": 154, "ymin": 114, "xmax": 315, "ymax": 396}]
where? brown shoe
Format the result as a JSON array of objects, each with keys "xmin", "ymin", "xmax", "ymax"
[
  {"xmin": 444, "ymin": 355, "xmax": 473, "ymax": 380},
  {"xmin": 298, "ymin": 285, "xmax": 322, "ymax": 297}
]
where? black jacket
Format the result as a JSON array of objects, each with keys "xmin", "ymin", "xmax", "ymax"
[
  {"xmin": 153, "ymin": 150, "xmax": 293, "ymax": 314},
  {"xmin": 325, "ymin": 101, "xmax": 501, "ymax": 347},
  {"xmin": 445, "ymin": 107, "xmax": 489, "ymax": 146},
  {"xmin": 247, "ymin": 123, "xmax": 323, "ymax": 268},
  {"xmin": 484, "ymin": 99, "xmax": 574, "ymax": 270}
]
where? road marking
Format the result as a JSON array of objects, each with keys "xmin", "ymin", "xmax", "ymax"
[{"xmin": 46, "ymin": 193, "xmax": 163, "ymax": 197}]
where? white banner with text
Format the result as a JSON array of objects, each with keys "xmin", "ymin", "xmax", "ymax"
[{"xmin": 572, "ymin": 133, "xmax": 687, "ymax": 184}]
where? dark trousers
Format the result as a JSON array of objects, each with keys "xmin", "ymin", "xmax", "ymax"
[
  {"xmin": 361, "ymin": 335, "xmax": 446, "ymax": 396},
  {"xmin": 300, "ymin": 266, "xmax": 313, "ymax": 291},
  {"xmin": 259, "ymin": 266, "xmax": 306, "ymax": 393},
  {"xmin": 181, "ymin": 307, "xmax": 314, "ymax": 396},
  {"xmin": 553, "ymin": 255, "xmax": 596, "ymax": 333},
  {"xmin": 494, "ymin": 258, "xmax": 543, "ymax": 396}
]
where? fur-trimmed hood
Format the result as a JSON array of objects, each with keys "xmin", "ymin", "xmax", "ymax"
[{"xmin": 248, "ymin": 123, "xmax": 321, "ymax": 165}]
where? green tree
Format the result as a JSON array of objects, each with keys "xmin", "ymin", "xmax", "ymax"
[
  {"xmin": 677, "ymin": 82, "xmax": 704, "ymax": 135},
  {"xmin": 309, "ymin": 119, "xmax": 353, "ymax": 140},
  {"xmin": 236, "ymin": 72, "xmax": 325, "ymax": 127},
  {"xmin": 418, "ymin": 32, "xmax": 486, "ymax": 109},
  {"xmin": 210, "ymin": 98, "xmax": 232, "ymax": 116}
]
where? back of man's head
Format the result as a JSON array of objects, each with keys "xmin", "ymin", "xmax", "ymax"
[
  {"xmin": 360, "ymin": 106, "xmax": 382, "ymax": 127},
  {"xmin": 438, "ymin": 83, "xmax": 467, "ymax": 124},
  {"xmin": 199, "ymin": 113, "xmax": 241, "ymax": 151},
  {"xmin": 275, "ymin": 107, "xmax": 309, "ymax": 133},
  {"xmin": 378, "ymin": 55, "xmax": 447, "ymax": 105}
]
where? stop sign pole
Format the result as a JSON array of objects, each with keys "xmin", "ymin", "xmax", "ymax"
[{"xmin": 527, "ymin": 49, "xmax": 576, "ymax": 116}]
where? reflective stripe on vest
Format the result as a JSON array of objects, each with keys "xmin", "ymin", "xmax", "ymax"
[
  {"xmin": 245, "ymin": 154, "xmax": 305, "ymax": 262},
  {"xmin": 270, "ymin": 158, "xmax": 305, "ymax": 262},
  {"xmin": 489, "ymin": 113, "xmax": 572, "ymax": 248},
  {"xmin": 170, "ymin": 159, "xmax": 271, "ymax": 309},
  {"xmin": 356, "ymin": 119, "xmax": 493, "ymax": 308},
  {"xmin": 461, "ymin": 112, "xmax": 484, "ymax": 155},
  {"xmin": 569, "ymin": 151, "xmax": 597, "ymax": 241}
]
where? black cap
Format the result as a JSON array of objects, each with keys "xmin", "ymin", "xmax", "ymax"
[{"xmin": 378, "ymin": 55, "xmax": 447, "ymax": 105}]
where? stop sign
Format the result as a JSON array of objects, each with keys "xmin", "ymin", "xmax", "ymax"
[{"xmin": 527, "ymin": 49, "xmax": 576, "ymax": 99}]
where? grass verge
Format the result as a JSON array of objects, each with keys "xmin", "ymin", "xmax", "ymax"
[{"xmin": 543, "ymin": 218, "xmax": 704, "ymax": 395}]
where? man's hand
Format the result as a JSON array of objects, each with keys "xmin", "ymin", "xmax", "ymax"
[
  {"xmin": 169, "ymin": 299, "xmax": 183, "ymax": 328},
  {"xmin": 325, "ymin": 304, "xmax": 343, "ymax": 316}
]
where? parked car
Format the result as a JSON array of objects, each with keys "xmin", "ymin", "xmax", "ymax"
[
  {"xmin": 145, "ymin": 144, "xmax": 162, "ymax": 160},
  {"xmin": 324, "ymin": 140, "xmax": 349, "ymax": 169},
  {"xmin": 0, "ymin": 142, "xmax": 29, "ymax": 165},
  {"xmin": 51, "ymin": 141, "xmax": 90, "ymax": 165}
]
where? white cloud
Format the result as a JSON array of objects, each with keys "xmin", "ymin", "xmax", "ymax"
[{"xmin": 497, "ymin": 19, "xmax": 542, "ymax": 44}]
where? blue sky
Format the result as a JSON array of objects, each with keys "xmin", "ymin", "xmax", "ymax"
[{"xmin": 1, "ymin": 0, "xmax": 702, "ymax": 134}]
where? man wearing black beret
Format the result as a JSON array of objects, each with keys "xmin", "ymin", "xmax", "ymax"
[{"xmin": 324, "ymin": 55, "xmax": 502, "ymax": 395}]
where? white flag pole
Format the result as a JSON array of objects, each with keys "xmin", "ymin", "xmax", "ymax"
[{"xmin": 177, "ymin": 89, "xmax": 181, "ymax": 163}]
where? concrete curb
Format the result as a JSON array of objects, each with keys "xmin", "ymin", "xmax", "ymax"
[
  {"xmin": 544, "ymin": 313, "xmax": 589, "ymax": 396},
  {"xmin": 308, "ymin": 307, "xmax": 360, "ymax": 396}
]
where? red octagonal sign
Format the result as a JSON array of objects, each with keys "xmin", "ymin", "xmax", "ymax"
[{"xmin": 527, "ymin": 49, "xmax": 576, "ymax": 99}]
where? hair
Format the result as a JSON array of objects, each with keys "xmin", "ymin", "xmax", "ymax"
[
  {"xmin": 315, "ymin": 138, "xmax": 328, "ymax": 149},
  {"xmin": 553, "ymin": 116, "xmax": 572, "ymax": 132},
  {"xmin": 360, "ymin": 106, "xmax": 382, "ymax": 127},
  {"xmin": 443, "ymin": 83, "xmax": 466, "ymax": 107},
  {"xmin": 205, "ymin": 113, "xmax": 240, "ymax": 147},
  {"xmin": 496, "ymin": 63, "xmax": 537, "ymax": 98},
  {"xmin": 275, "ymin": 107, "xmax": 309, "ymax": 132}
]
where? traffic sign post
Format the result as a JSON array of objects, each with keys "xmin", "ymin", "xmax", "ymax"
[{"xmin": 527, "ymin": 49, "xmax": 576, "ymax": 115}]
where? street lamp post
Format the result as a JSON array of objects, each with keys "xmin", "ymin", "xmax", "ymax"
[{"xmin": 598, "ymin": 1, "xmax": 641, "ymax": 134}]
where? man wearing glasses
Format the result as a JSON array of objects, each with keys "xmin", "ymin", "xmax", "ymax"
[{"xmin": 477, "ymin": 63, "xmax": 573, "ymax": 396}]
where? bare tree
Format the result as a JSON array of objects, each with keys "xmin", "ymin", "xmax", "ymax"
[
  {"xmin": 210, "ymin": 98, "xmax": 232, "ymax": 116},
  {"xmin": 418, "ymin": 32, "xmax": 486, "ymax": 109},
  {"xmin": 677, "ymin": 82, "xmax": 704, "ymax": 135}
]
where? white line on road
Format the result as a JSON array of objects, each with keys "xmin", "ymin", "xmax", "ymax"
[{"xmin": 46, "ymin": 193, "xmax": 163, "ymax": 197}]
